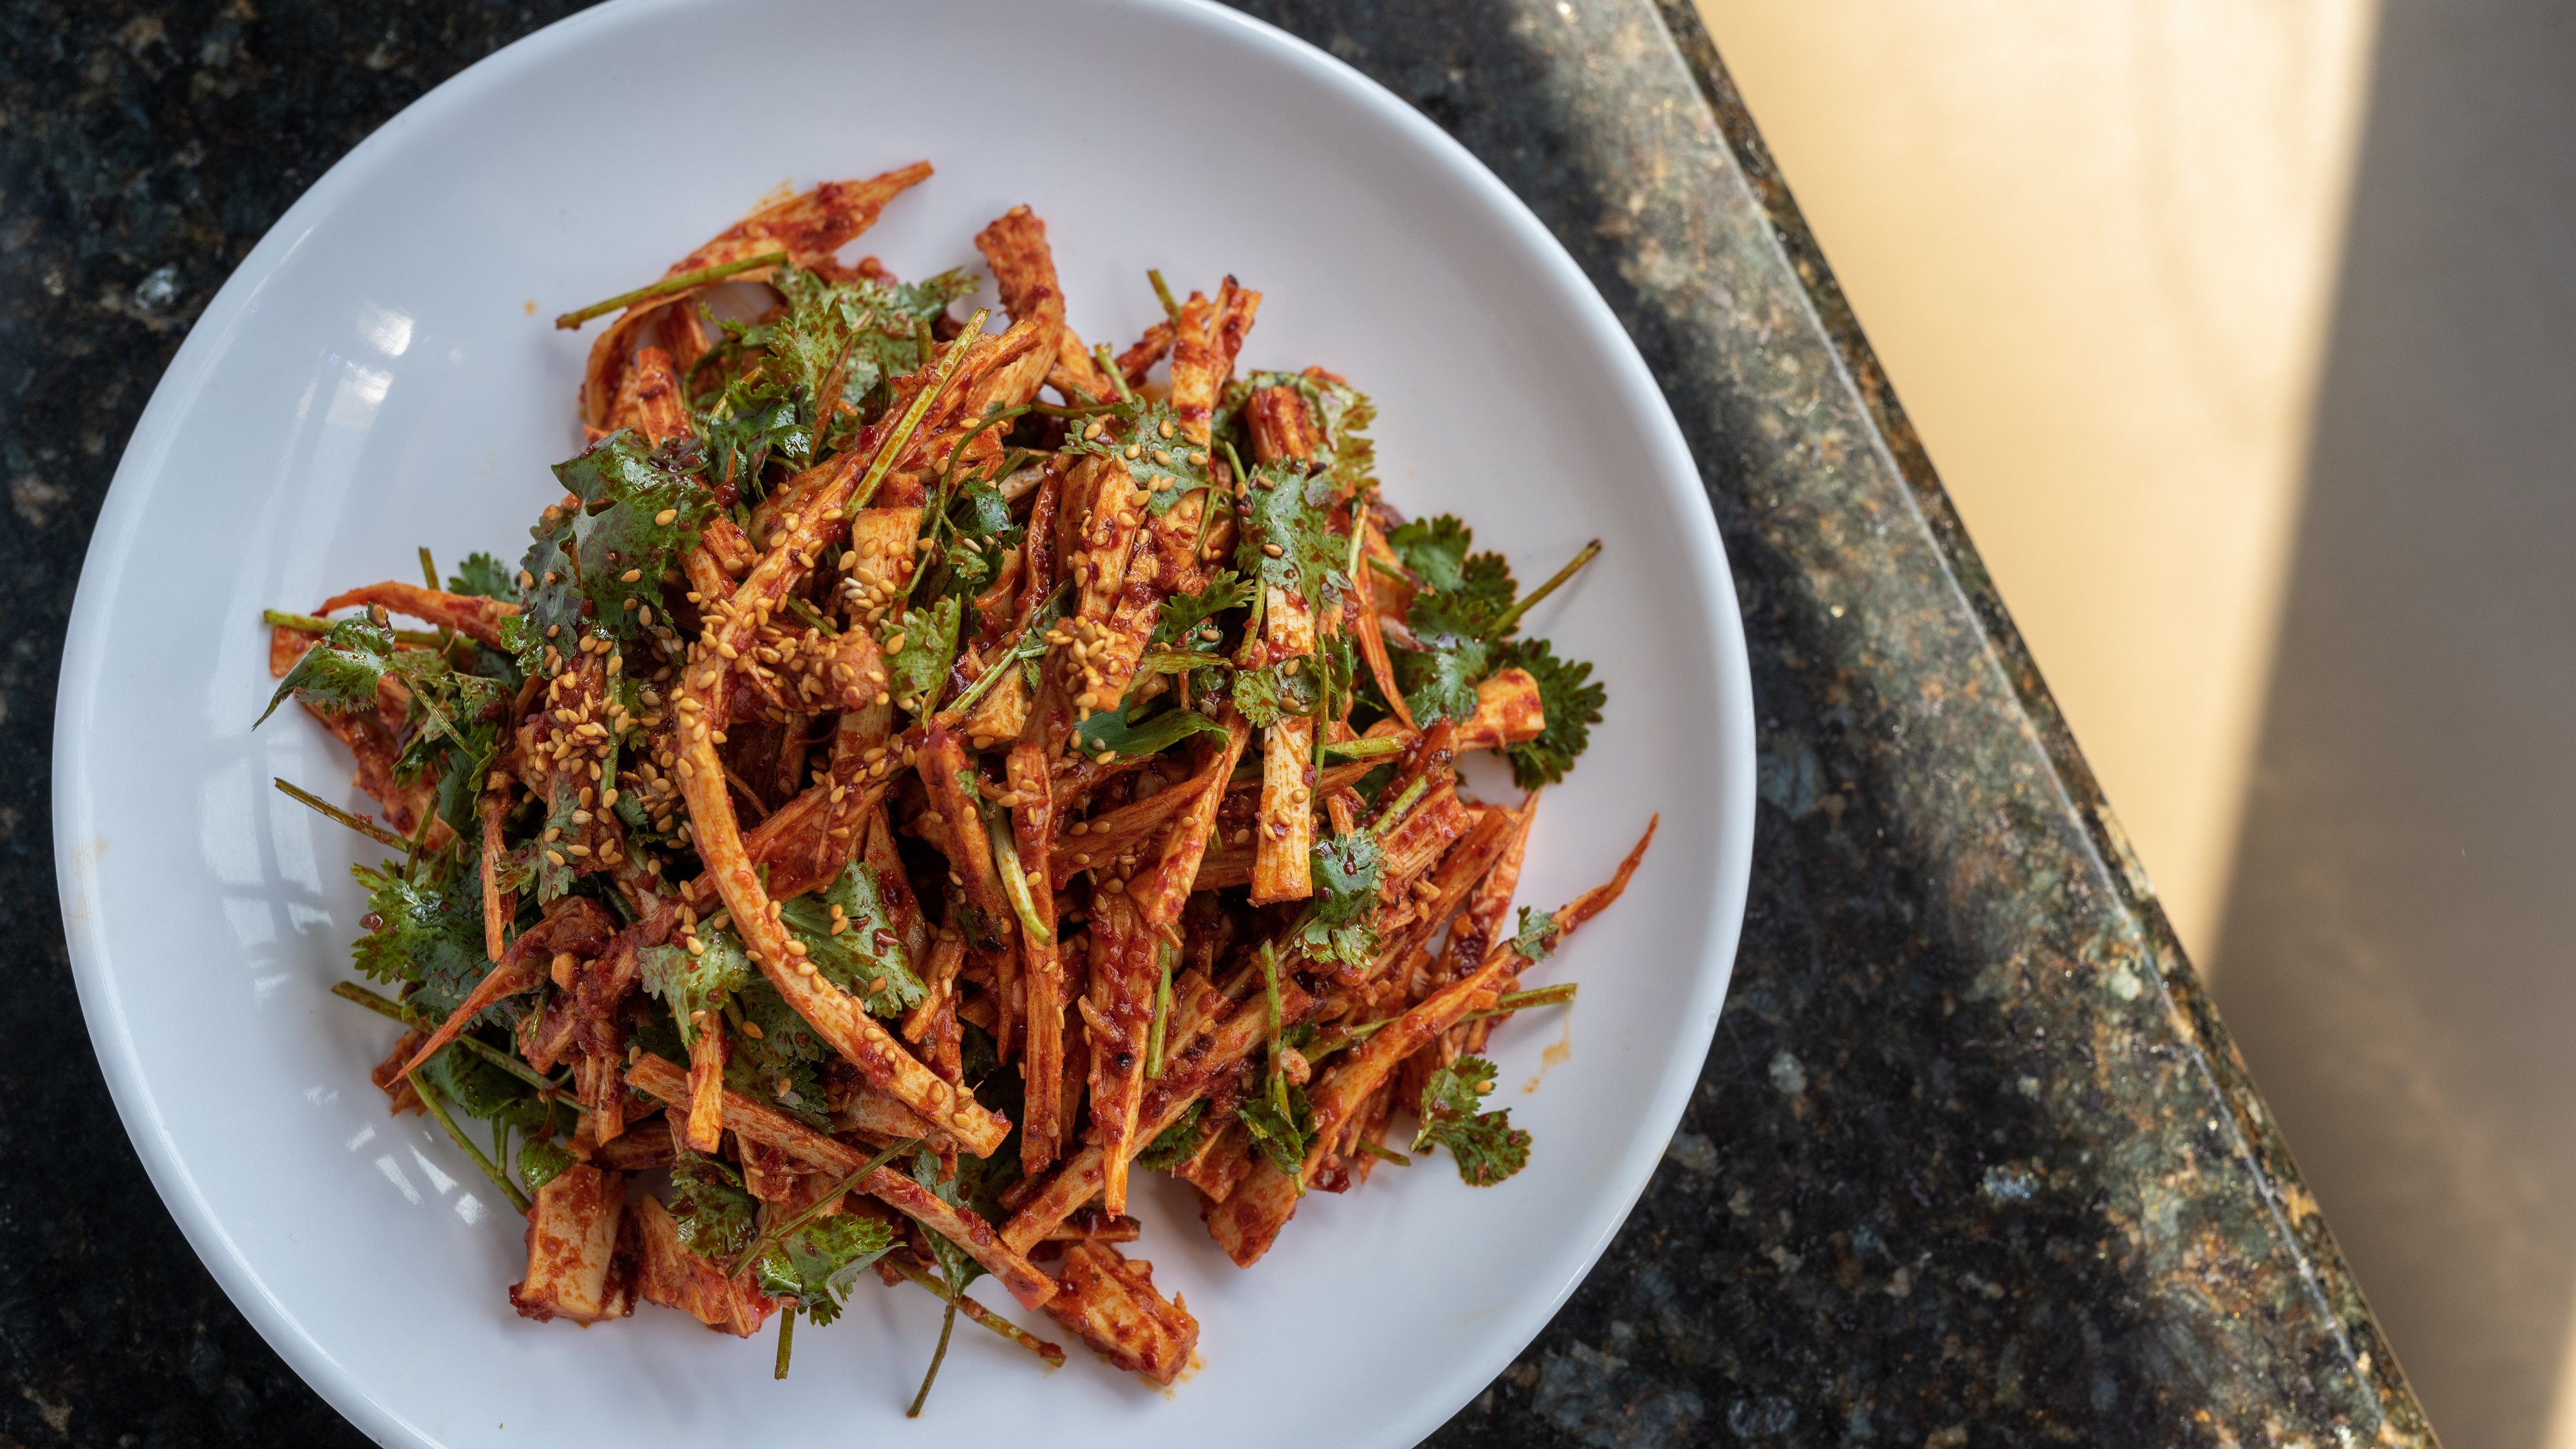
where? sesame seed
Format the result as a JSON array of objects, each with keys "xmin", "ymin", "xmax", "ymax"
[{"xmin": 655, "ymin": 508, "xmax": 678, "ymax": 526}]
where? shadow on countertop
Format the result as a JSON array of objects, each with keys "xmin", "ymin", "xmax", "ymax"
[{"xmin": 2211, "ymin": 0, "xmax": 2576, "ymax": 1445}]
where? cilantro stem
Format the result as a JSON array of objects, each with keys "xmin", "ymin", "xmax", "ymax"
[
  {"xmin": 1485, "ymin": 538, "xmax": 1601, "ymax": 640},
  {"xmin": 1144, "ymin": 943, "xmax": 1175, "ymax": 1080},
  {"xmin": 401, "ymin": 788, "xmax": 437, "ymax": 881},
  {"xmin": 262, "ymin": 609, "xmax": 444, "ymax": 648},
  {"xmin": 1027, "ymin": 401, "xmax": 1121, "ymax": 419},
  {"xmin": 849, "ymin": 308, "xmax": 989, "ymax": 519},
  {"xmin": 330, "ymin": 981, "xmax": 573, "ymax": 1094},
  {"xmin": 782, "ymin": 596, "xmax": 838, "ymax": 636},
  {"xmin": 934, "ymin": 584, "xmax": 1065, "ymax": 727},
  {"xmin": 1356, "ymin": 1141, "xmax": 1412, "ymax": 1166},
  {"xmin": 1366, "ymin": 555, "xmax": 1410, "ymax": 583},
  {"xmin": 1147, "ymin": 269, "xmax": 1182, "ymax": 325},
  {"xmin": 721, "ymin": 1137, "xmax": 916, "ymax": 1278},
  {"xmin": 1258, "ymin": 941, "xmax": 1284, "ymax": 1100},
  {"xmin": 987, "ymin": 809, "xmax": 1054, "ymax": 947},
  {"xmin": 407, "ymin": 1067, "xmax": 532, "ymax": 1213},
  {"xmin": 554, "ymin": 249, "xmax": 788, "ymax": 330},
  {"xmin": 416, "ymin": 547, "xmax": 464, "ymax": 663},
  {"xmin": 1092, "ymin": 343, "xmax": 1135, "ymax": 403},
  {"xmin": 274, "ymin": 777, "xmax": 410, "ymax": 851},
  {"xmin": 1323, "ymin": 735, "xmax": 1405, "ymax": 762},
  {"xmin": 774, "ymin": 1309, "xmax": 795, "ymax": 1380},
  {"xmin": 905, "ymin": 1291, "xmax": 960, "ymax": 1418},
  {"xmin": 1372, "ymin": 773, "xmax": 1430, "ymax": 834},
  {"xmin": 883, "ymin": 1255, "xmax": 1065, "ymax": 1364}
]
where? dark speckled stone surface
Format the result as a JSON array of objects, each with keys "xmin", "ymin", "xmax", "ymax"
[{"xmin": 4, "ymin": 1, "xmax": 2437, "ymax": 1445}]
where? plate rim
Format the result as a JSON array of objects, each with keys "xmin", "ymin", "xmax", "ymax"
[{"xmin": 51, "ymin": 1, "xmax": 1757, "ymax": 1444}]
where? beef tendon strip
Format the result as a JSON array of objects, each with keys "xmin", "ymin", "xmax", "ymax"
[
  {"xmin": 1044, "ymin": 1241, "xmax": 1199, "ymax": 1386},
  {"xmin": 509, "ymin": 1165, "xmax": 628, "ymax": 1325},
  {"xmin": 259, "ymin": 173, "xmax": 1621, "ymax": 1405}
]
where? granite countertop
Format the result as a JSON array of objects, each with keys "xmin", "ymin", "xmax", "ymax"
[{"xmin": 0, "ymin": 2, "xmax": 2439, "ymax": 1444}]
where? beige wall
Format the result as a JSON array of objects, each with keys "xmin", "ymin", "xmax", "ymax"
[{"xmin": 1694, "ymin": 0, "xmax": 2375, "ymax": 967}]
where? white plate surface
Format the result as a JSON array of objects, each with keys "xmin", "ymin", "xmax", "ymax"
[{"xmin": 52, "ymin": 2, "xmax": 1754, "ymax": 1445}]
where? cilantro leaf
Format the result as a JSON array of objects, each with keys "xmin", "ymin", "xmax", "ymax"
[
  {"xmin": 446, "ymin": 552, "xmax": 518, "ymax": 601},
  {"xmin": 756, "ymin": 1213, "xmax": 899, "ymax": 1326},
  {"xmin": 725, "ymin": 980, "xmax": 832, "ymax": 1127},
  {"xmin": 1294, "ymin": 829, "xmax": 1386, "ymax": 969},
  {"xmin": 1234, "ymin": 462, "xmax": 1349, "ymax": 611},
  {"xmin": 1387, "ymin": 515, "xmax": 1473, "ymax": 592},
  {"xmin": 1231, "ymin": 659, "xmax": 1321, "ymax": 728},
  {"xmin": 732, "ymin": 265, "xmax": 975, "ymax": 467},
  {"xmin": 934, "ymin": 482, "xmax": 1025, "ymax": 601},
  {"xmin": 882, "ymin": 594, "xmax": 961, "ymax": 712},
  {"xmin": 777, "ymin": 862, "xmax": 925, "ymax": 1016},
  {"xmin": 515, "ymin": 1136, "xmax": 577, "ymax": 1193},
  {"xmin": 1391, "ymin": 629, "xmax": 1488, "ymax": 726},
  {"xmin": 1508, "ymin": 905, "xmax": 1562, "ymax": 965},
  {"xmin": 668, "ymin": 1153, "xmax": 760, "ymax": 1261},
  {"xmin": 389, "ymin": 661, "xmax": 508, "ymax": 785},
  {"xmin": 1394, "ymin": 553, "xmax": 1520, "ymax": 725},
  {"xmin": 1316, "ymin": 630, "xmax": 1358, "ymax": 725},
  {"xmin": 1073, "ymin": 702, "xmax": 1230, "ymax": 760},
  {"xmin": 640, "ymin": 926, "xmax": 752, "ymax": 1050},
  {"xmin": 1412, "ymin": 1056, "xmax": 1531, "ymax": 1186},
  {"xmin": 426, "ymin": 721, "xmax": 503, "ymax": 834},
  {"xmin": 1428, "ymin": 556, "xmax": 1520, "ymax": 638},
  {"xmin": 516, "ymin": 431, "xmax": 715, "ymax": 661},
  {"xmin": 910, "ymin": 1148, "xmax": 989, "ymax": 1294},
  {"xmin": 770, "ymin": 270, "xmax": 935, "ymax": 440},
  {"xmin": 260, "ymin": 617, "xmax": 395, "ymax": 724},
  {"xmin": 1236, "ymin": 1081, "xmax": 1316, "ymax": 1179},
  {"xmin": 693, "ymin": 381, "xmax": 807, "ymax": 493},
  {"xmin": 1493, "ymin": 637, "xmax": 1605, "ymax": 788},
  {"xmin": 1139, "ymin": 1099, "xmax": 1208, "ymax": 1172},
  {"xmin": 1148, "ymin": 568, "xmax": 1255, "ymax": 652},
  {"xmin": 529, "ymin": 789, "xmax": 584, "ymax": 904},
  {"xmin": 1065, "ymin": 397, "xmax": 1214, "ymax": 514},
  {"xmin": 350, "ymin": 860, "xmax": 493, "ymax": 1013},
  {"xmin": 418, "ymin": 1041, "xmax": 556, "ymax": 1132}
]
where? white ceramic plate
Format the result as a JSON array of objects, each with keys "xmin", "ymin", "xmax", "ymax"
[{"xmin": 53, "ymin": 1, "xmax": 1754, "ymax": 1444}]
